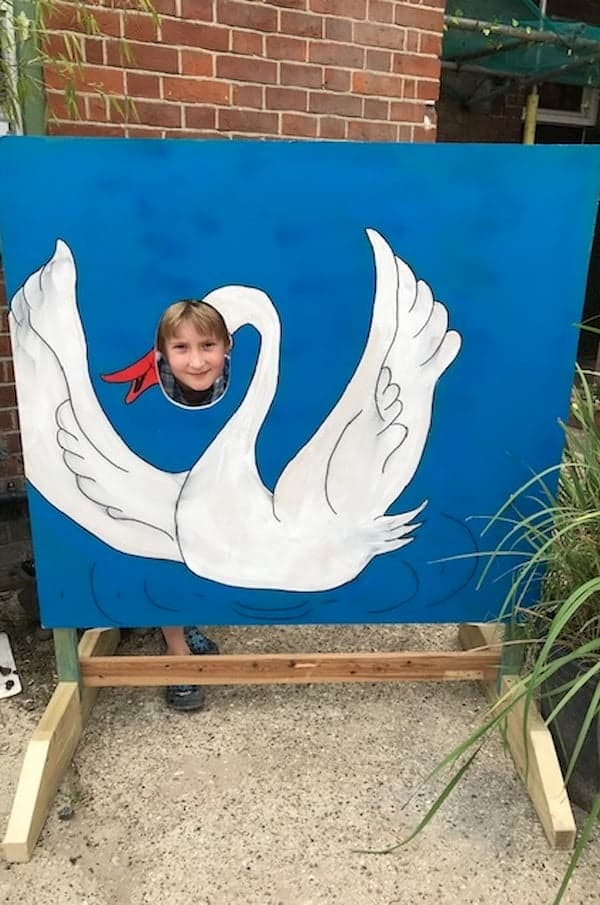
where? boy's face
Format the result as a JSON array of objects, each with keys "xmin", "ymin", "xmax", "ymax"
[{"xmin": 163, "ymin": 321, "xmax": 228, "ymax": 393}]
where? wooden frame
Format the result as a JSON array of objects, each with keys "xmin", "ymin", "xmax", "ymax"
[{"xmin": 2, "ymin": 623, "xmax": 576, "ymax": 862}]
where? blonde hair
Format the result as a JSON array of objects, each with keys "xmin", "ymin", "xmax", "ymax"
[{"xmin": 157, "ymin": 300, "xmax": 230, "ymax": 355}]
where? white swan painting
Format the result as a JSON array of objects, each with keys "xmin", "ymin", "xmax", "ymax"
[{"xmin": 9, "ymin": 229, "xmax": 461, "ymax": 595}]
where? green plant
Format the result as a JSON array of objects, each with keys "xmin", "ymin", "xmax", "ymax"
[
  {"xmin": 373, "ymin": 368, "xmax": 600, "ymax": 905},
  {"xmin": 0, "ymin": 0, "xmax": 158, "ymax": 132}
]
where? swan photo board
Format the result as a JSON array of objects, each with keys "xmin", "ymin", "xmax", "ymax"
[{"xmin": 0, "ymin": 137, "xmax": 598, "ymax": 630}]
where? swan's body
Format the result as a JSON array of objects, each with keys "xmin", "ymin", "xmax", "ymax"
[{"xmin": 10, "ymin": 231, "xmax": 461, "ymax": 591}]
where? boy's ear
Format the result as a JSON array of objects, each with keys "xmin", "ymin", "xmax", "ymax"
[{"xmin": 227, "ymin": 333, "xmax": 233, "ymax": 351}]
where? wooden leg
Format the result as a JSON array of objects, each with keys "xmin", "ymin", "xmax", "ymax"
[
  {"xmin": 53, "ymin": 628, "xmax": 81, "ymax": 684},
  {"xmin": 459, "ymin": 623, "xmax": 576, "ymax": 851},
  {"xmin": 2, "ymin": 628, "xmax": 120, "ymax": 863}
]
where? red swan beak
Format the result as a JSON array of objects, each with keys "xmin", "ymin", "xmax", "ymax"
[{"xmin": 102, "ymin": 348, "xmax": 159, "ymax": 404}]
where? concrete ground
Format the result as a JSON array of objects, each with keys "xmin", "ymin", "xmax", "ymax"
[{"xmin": 1, "ymin": 594, "xmax": 598, "ymax": 905}]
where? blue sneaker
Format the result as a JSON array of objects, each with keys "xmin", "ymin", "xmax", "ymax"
[
  {"xmin": 184, "ymin": 626, "xmax": 220, "ymax": 655},
  {"xmin": 166, "ymin": 683, "xmax": 206, "ymax": 711}
]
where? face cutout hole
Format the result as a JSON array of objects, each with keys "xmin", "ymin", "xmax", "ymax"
[{"xmin": 156, "ymin": 299, "xmax": 232, "ymax": 409}]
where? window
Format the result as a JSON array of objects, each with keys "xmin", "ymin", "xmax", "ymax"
[{"xmin": 536, "ymin": 84, "xmax": 599, "ymax": 127}]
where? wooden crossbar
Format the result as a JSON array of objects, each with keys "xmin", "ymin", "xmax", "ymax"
[{"xmin": 80, "ymin": 649, "xmax": 500, "ymax": 686}]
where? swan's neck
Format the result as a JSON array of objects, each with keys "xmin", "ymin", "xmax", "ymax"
[{"xmin": 201, "ymin": 285, "xmax": 281, "ymax": 443}]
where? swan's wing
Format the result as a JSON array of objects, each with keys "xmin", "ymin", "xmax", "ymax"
[
  {"xmin": 10, "ymin": 241, "xmax": 186, "ymax": 561},
  {"xmin": 273, "ymin": 229, "xmax": 461, "ymax": 524}
]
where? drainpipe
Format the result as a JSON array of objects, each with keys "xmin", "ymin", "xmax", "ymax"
[{"xmin": 523, "ymin": 0, "xmax": 547, "ymax": 145}]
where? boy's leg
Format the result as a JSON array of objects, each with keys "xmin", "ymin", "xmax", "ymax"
[
  {"xmin": 160, "ymin": 626, "xmax": 219, "ymax": 711},
  {"xmin": 161, "ymin": 625, "xmax": 190, "ymax": 656}
]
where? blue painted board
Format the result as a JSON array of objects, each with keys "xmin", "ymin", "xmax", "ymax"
[{"xmin": 0, "ymin": 137, "xmax": 598, "ymax": 628}]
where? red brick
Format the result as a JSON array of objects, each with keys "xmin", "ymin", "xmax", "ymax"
[
  {"xmin": 233, "ymin": 84, "xmax": 264, "ymax": 107},
  {"xmin": 218, "ymin": 108, "xmax": 278, "ymax": 133},
  {"xmin": 347, "ymin": 119, "xmax": 397, "ymax": 140},
  {"xmin": 412, "ymin": 125, "xmax": 436, "ymax": 143},
  {"xmin": 266, "ymin": 35, "xmax": 307, "ymax": 62},
  {"xmin": 126, "ymin": 127, "xmax": 164, "ymax": 137},
  {"xmin": 181, "ymin": 0, "xmax": 214, "ymax": 20},
  {"xmin": 323, "ymin": 67, "xmax": 350, "ymax": 91},
  {"xmin": 420, "ymin": 32, "xmax": 442, "ymax": 56},
  {"xmin": 281, "ymin": 113, "xmax": 317, "ymax": 136},
  {"xmin": 162, "ymin": 20, "xmax": 230, "ymax": 51},
  {"xmin": 217, "ymin": 55, "xmax": 276, "ymax": 83},
  {"xmin": 354, "ymin": 22, "xmax": 405, "ymax": 50},
  {"xmin": 83, "ymin": 7, "xmax": 122, "ymax": 38},
  {"xmin": 45, "ymin": 2, "xmax": 79, "ymax": 30},
  {"xmin": 416, "ymin": 79, "xmax": 440, "ymax": 101},
  {"xmin": 266, "ymin": 86, "xmax": 308, "ymax": 111},
  {"xmin": 406, "ymin": 30, "xmax": 418, "ymax": 53},
  {"xmin": 46, "ymin": 63, "xmax": 124, "ymax": 95},
  {"xmin": 0, "ymin": 386, "xmax": 17, "ymax": 408},
  {"xmin": 268, "ymin": 0, "xmax": 307, "ymax": 7},
  {"xmin": 324, "ymin": 18, "xmax": 351, "ymax": 42},
  {"xmin": 123, "ymin": 12, "xmax": 159, "ymax": 42},
  {"xmin": 366, "ymin": 49, "xmax": 392, "ymax": 72},
  {"xmin": 368, "ymin": 0, "xmax": 394, "ymax": 22},
  {"xmin": 181, "ymin": 50, "xmax": 214, "ymax": 77},
  {"xmin": 280, "ymin": 62, "xmax": 322, "ymax": 88},
  {"xmin": 107, "ymin": 40, "xmax": 179, "ymax": 73},
  {"xmin": 390, "ymin": 100, "xmax": 426, "ymax": 122},
  {"xmin": 0, "ymin": 410, "xmax": 16, "ymax": 432},
  {"xmin": 46, "ymin": 90, "xmax": 85, "ymax": 121},
  {"xmin": 0, "ymin": 335, "xmax": 11, "ymax": 357},
  {"xmin": 184, "ymin": 106, "xmax": 217, "ymax": 129},
  {"xmin": 150, "ymin": 0, "xmax": 177, "ymax": 12},
  {"xmin": 126, "ymin": 71, "xmax": 161, "ymax": 98},
  {"xmin": 319, "ymin": 116, "xmax": 346, "ymax": 139},
  {"xmin": 53, "ymin": 121, "xmax": 126, "ymax": 136},
  {"xmin": 394, "ymin": 4, "xmax": 443, "ymax": 31},
  {"xmin": 403, "ymin": 78, "xmax": 415, "ymax": 98},
  {"xmin": 232, "ymin": 30, "xmax": 264, "ymax": 56},
  {"xmin": 310, "ymin": 0, "xmax": 366, "ymax": 17},
  {"xmin": 2, "ymin": 427, "xmax": 20, "ymax": 455},
  {"xmin": 85, "ymin": 38, "xmax": 104, "ymax": 65},
  {"xmin": 88, "ymin": 94, "xmax": 111, "ymax": 122},
  {"xmin": 133, "ymin": 101, "xmax": 183, "ymax": 127},
  {"xmin": 164, "ymin": 77, "xmax": 230, "ymax": 104},
  {"xmin": 364, "ymin": 97, "xmax": 389, "ymax": 119},
  {"xmin": 165, "ymin": 130, "xmax": 221, "ymax": 138},
  {"xmin": 280, "ymin": 10, "xmax": 323, "ymax": 38},
  {"xmin": 79, "ymin": 65, "xmax": 125, "ymax": 95},
  {"xmin": 352, "ymin": 70, "xmax": 403, "ymax": 98},
  {"xmin": 393, "ymin": 54, "xmax": 441, "ymax": 79},
  {"xmin": 217, "ymin": 1, "xmax": 278, "ymax": 32},
  {"xmin": 309, "ymin": 41, "xmax": 364, "ymax": 68},
  {"xmin": 309, "ymin": 91, "xmax": 361, "ymax": 117}
]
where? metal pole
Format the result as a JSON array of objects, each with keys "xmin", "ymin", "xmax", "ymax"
[{"xmin": 523, "ymin": 0, "xmax": 547, "ymax": 146}]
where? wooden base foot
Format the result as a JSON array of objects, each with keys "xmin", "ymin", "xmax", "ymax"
[
  {"xmin": 459, "ymin": 623, "xmax": 576, "ymax": 851},
  {"xmin": 2, "ymin": 629, "xmax": 120, "ymax": 863}
]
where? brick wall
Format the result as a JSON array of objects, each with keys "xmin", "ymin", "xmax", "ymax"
[
  {"xmin": 437, "ymin": 75, "xmax": 527, "ymax": 143},
  {"xmin": 44, "ymin": 0, "xmax": 444, "ymax": 143}
]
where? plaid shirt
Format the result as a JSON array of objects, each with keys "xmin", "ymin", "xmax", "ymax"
[{"xmin": 158, "ymin": 355, "xmax": 230, "ymax": 407}]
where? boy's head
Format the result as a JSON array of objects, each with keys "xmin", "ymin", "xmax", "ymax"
[{"xmin": 157, "ymin": 300, "xmax": 231, "ymax": 394}]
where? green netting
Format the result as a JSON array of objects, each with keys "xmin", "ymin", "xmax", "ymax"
[{"xmin": 444, "ymin": 0, "xmax": 600, "ymax": 87}]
